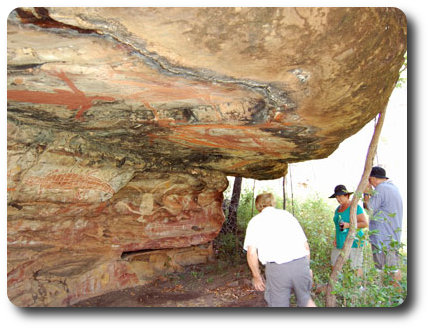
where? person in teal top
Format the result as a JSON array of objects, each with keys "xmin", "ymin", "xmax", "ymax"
[
  {"xmin": 334, "ymin": 204, "xmax": 365, "ymax": 249},
  {"xmin": 329, "ymin": 185, "xmax": 369, "ymax": 277}
]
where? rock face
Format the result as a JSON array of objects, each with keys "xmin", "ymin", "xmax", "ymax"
[
  {"xmin": 7, "ymin": 155, "xmax": 227, "ymax": 306},
  {"xmin": 7, "ymin": 7, "xmax": 406, "ymax": 306}
]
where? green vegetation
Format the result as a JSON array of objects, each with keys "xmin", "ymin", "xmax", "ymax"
[{"xmin": 214, "ymin": 189, "xmax": 407, "ymax": 307}]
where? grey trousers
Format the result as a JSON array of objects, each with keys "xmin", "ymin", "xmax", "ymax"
[
  {"xmin": 371, "ymin": 244, "xmax": 400, "ymax": 270},
  {"xmin": 264, "ymin": 257, "xmax": 312, "ymax": 307}
]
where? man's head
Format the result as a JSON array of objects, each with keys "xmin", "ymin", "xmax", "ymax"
[
  {"xmin": 255, "ymin": 193, "xmax": 276, "ymax": 212},
  {"xmin": 369, "ymin": 166, "xmax": 389, "ymax": 187}
]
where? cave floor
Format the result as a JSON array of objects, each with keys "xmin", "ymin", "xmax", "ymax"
[{"xmin": 72, "ymin": 261, "xmax": 267, "ymax": 308}]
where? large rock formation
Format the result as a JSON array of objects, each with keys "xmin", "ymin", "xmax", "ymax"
[{"xmin": 7, "ymin": 7, "xmax": 406, "ymax": 306}]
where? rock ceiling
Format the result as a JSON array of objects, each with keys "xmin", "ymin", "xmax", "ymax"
[{"xmin": 8, "ymin": 7, "xmax": 406, "ymax": 179}]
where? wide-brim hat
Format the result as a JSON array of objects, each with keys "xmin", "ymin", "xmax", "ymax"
[
  {"xmin": 329, "ymin": 184, "xmax": 353, "ymax": 198},
  {"xmin": 369, "ymin": 166, "xmax": 389, "ymax": 179}
]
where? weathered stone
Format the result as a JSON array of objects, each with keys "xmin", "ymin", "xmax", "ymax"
[
  {"xmin": 7, "ymin": 7, "xmax": 406, "ymax": 178},
  {"xmin": 7, "ymin": 159, "xmax": 226, "ymax": 306},
  {"xmin": 7, "ymin": 7, "xmax": 406, "ymax": 306}
]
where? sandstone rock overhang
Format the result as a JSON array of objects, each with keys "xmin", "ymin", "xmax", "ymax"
[
  {"xmin": 7, "ymin": 7, "xmax": 406, "ymax": 179},
  {"xmin": 7, "ymin": 7, "xmax": 407, "ymax": 306}
]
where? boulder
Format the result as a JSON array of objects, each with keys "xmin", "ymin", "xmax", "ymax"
[{"xmin": 7, "ymin": 7, "xmax": 406, "ymax": 306}]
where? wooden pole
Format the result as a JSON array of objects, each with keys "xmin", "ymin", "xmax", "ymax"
[
  {"xmin": 251, "ymin": 179, "xmax": 256, "ymax": 216},
  {"xmin": 282, "ymin": 175, "xmax": 286, "ymax": 210},
  {"xmin": 325, "ymin": 106, "xmax": 387, "ymax": 307},
  {"xmin": 289, "ymin": 165, "xmax": 295, "ymax": 216}
]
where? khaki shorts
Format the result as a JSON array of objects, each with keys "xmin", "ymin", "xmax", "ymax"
[{"xmin": 331, "ymin": 246, "xmax": 363, "ymax": 269}]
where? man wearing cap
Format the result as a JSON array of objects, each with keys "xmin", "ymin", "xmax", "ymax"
[
  {"xmin": 364, "ymin": 166, "xmax": 404, "ymax": 283},
  {"xmin": 243, "ymin": 192, "xmax": 316, "ymax": 307}
]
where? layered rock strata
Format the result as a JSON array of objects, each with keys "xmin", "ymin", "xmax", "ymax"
[
  {"xmin": 7, "ymin": 148, "xmax": 226, "ymax": 305},
  {"xmin": 7, "ymin": 7, "xmax": 407, "ymax": 306}
]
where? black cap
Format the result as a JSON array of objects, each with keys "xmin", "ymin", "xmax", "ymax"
[
  {"xmin": 329, "ymin": 185, "xmax": 353, "ymax": 198},
  {"xmin": 370, "ymin": 166, "xmax": 389, "ymax": 179}
]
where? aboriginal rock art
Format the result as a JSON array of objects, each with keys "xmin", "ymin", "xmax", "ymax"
[
  {"xmin": 24, "ymin": 170, "xmax": 116, "ymax": 200},
  {"xmin": 8, "ymin": 71, "xmax": 115, "ymax": 120}
]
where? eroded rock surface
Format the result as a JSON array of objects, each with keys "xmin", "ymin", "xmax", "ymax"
[
  {"xmin": 7, "ymin": 7, "xmax": 406, "ymax": 306},
  {"xmin": 8, "ymin": 155, "xmax": 226, "ymax": 305}
]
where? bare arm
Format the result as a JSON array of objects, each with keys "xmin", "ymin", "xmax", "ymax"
[
  {"xmin": 357, "ymin": 212, "xmax": 368, "ymax": 228},
  {"xmin": 345, "ymin": 212, "xmax": 368, "ymax": 229},
  {"xmin": 304, "ymin": 240, "xmax": 314, "ymax": 279},
  {"xmin": 246, "ymin": 246, "xmax": 265, "ymax": 291},
  {"xmin": 304, "ymin": 241, "xmax": 311, "ymax": 260}
]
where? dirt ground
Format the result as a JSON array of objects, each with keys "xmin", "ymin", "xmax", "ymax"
[{"xmin": 72, "ymin": 261, "xmax": 268, "ymax": 307}]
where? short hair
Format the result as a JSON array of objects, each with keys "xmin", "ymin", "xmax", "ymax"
[{"xmin": 255, "ymin": 193, "xmax": 276, "ymax": 212}]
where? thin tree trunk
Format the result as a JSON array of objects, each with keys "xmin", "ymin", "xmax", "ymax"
[
  {"xmin": 282, "ymin": 175, "xmax": 286, "ymax": 210},
  {"xmin": 228, "ymin": 177, "xmax": 242, "ymax": 257},
  {"xmin": 251, "ymin": 179, "xmax": 256, "ymax": 216},
  {"xmin": 289, "ymin": 166, "xmax": 295, "ymax": 216},
  {"xmin": 325, "ymin": 106, "xmax": 387, "ymax": 307},
  {"xmin": 228, "ymin": 176, "xmax": 242, "ymax": 232}
]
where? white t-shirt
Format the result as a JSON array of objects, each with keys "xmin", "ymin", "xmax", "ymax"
[{"xmin": 243, "ymin": 207, "xmax": 309, "ymax": 265}]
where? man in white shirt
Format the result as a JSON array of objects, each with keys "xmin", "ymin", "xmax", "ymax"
[{"xmin": 243, "ymin": 193, "xmax": 316, "ymax": 307}]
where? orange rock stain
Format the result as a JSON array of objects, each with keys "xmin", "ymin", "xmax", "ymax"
[{"xmin": 7, "ymin": 71, "xmax": 115, "ymax": 120}]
